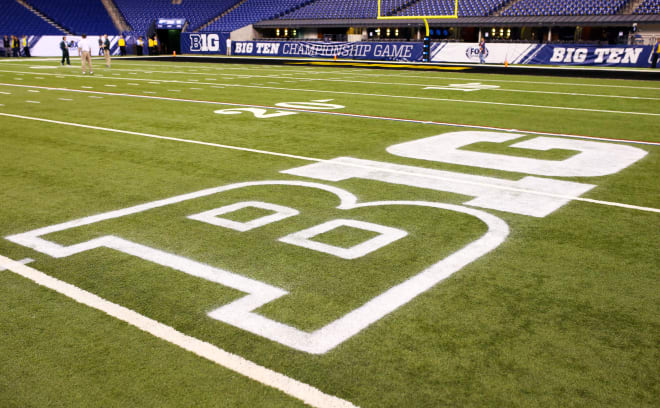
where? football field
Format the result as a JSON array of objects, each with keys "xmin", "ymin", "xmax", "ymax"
[{"xmin": 1, "ymin": 57, "xmax": 659, "ymax": 407}]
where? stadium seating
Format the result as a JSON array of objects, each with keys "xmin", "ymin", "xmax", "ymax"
[
  {"xmin": 277, "ymin": 0, "xmax": 508, "ymax": 20},
  {"xmin": 277, "ymin": 0, "xmax": 379, "ymax": 20},
  {"xmin": 502, "ymin": 0, "xmax": 630, "ymax": 16},
  {"xmin": 633, "ymin": 0, "xmax": 660, "ymax": 14},
  {"xmin": 0, "ymin": 0, "xmax": 63, "ymax": 36},
  {"xmin": 204, "ymin": 0, "xmax": 314, "ymax": 32},
  {"xmin": 114, "ymin": 0, "xmax": 239, "ymax": 34},
  {"xmin": 24, "ymin": 0, "xmax": 116, "ymax": 34},
  {"xmin": 397, "ymin": 0, "xmax": 508, "ymax": 17}
]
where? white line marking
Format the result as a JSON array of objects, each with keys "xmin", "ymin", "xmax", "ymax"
[
  {"xmin": 4, "ymin": 181, "xmax": 508, "ymax": 353},
  {"xmin": 75, "ymin": 63, "xmax": 660, "ymax": 91},
  {"xmin": 28, "ymin": 90, "xmax": 40, "ymax": 93},
  {"xmin": 81, "ymin": 86, "xmax": 93, "ymax": 89},
  {"xmin": 190, "ymin": 87, "xmax": 203, "ymax": 90},
  {"xmin": 1, "ymin": 82, "xmax": 657, "ymax": 146},
  {"xmin": 13, "ymin": 78, "xmax": 23, "ymax": 80},
  {"xmin": 143, "ymin": 91, "xmax": 155, "ymax": 94},
  {"xmin": 9, "ymin": 69, "xmax": 657, "ymax": 116},
  {"xmin": 127, "ymin": 83, "xmax": 139, "ymax": 86},
  {"xmin": 148, "ymin": 82, "xmax": 160, "ymax": 84},
  {"xmin": 0, "ymin": 91, "xmax": 11, "ymax": 94},
  {"xmin": 25, "ymin": 100, "xmax": 40, "ymax": 104},
  {"xmin": 168, "ymin": 89, "xmax": 181, "ymax": 92},
  {"xmin": 105, "ymin": 84, "xmax": 117, "ymax": 87},
  {"xmin": 0, "ymin": 255, "xmax": 357, "ymax": 408},
  {"xmin": 0, "ymin": 257, "xmax": 33, "ymax": 271},
  {"xmin": 58, "ymin": 98, "xmax": 73, "ymax": 101},
  {"xmin": 0, "ymin": 112, "xmax": 657, "ymax": 214},
  {"xmin": 88, "ymin": 96, "xmax": 103, "ymax": 99}
]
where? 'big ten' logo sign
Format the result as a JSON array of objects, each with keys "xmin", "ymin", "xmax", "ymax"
[
  {"xmin": 550, "ymin": 47, "xmax": 643, "ymax": 64},
  {"xmin": 234, "ymin": 42, "xmax": 280, "ymax": 55},
  {"xmin": 189, "ymin": 33, "xmax": 221, "ymax": 52},
  {"xmin": 466, "ymin": 46, "xmax": 488, "ymax": 60}
]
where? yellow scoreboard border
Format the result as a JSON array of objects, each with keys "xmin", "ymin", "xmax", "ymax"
[{"xmin": 376, "ymin": 0, "xmax": 459, "ymax": 20}]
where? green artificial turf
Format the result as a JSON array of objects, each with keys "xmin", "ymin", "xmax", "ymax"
[{"xmin": 0, "ymin": 58, "xmax": 658, "ymax": 408}]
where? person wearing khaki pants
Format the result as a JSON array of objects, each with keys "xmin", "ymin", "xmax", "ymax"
[{"xmin": 78, "ymin": 34, "xmax": 93, "ymax": 74}]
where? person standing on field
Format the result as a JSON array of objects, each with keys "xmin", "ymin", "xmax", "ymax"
[
  {"xmin": 78, "ymin": 34, "xmax": 93, "ymax": 74},
  {"xmin": 147, "ymin": 36, "xmax": 154, "ymax": 55},
  {"xmin": 22, "ymin": 35, "xmax": 30, "ymax": 57},
  {"xmin": 153, "ymin": 36, "xmax": 159, "ymax": 55},
  {"xmin": 652, "ymin": 39, "xmax": 660, "ymax": 69},
  {"xmin": 12, "ymin": 35, "xmax": 20, "ymax": 57},
  {"xmin": 3, "ymin": 36, "xmax": 9, "ymax": 57},
  {"xmin": 103, "ymin": 34, "xmax": 111, "ymax": 68},
  {"xmin": 60, "ymin": 36, "xmax": 70, "ymax": 65},
  {"xmin": 479, "ymin": 37, "xmax": 486, "ymax": 64},
  {"xmin": 118, "ymin": 35, "xmax": 126, "ymax": 56},
  {"xmin": 136, "ymin": 37, "xmax": 143, "ymax": 55}
]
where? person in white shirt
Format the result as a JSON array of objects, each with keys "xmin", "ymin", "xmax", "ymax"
[{"xmin": 78, "ymin": 34, "xmax": 93, "ymax": 75}]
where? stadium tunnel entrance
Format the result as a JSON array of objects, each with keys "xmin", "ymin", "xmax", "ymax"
[{"xmin": 157, "ymin": 29, "xmax": 181, "ymax": 55}]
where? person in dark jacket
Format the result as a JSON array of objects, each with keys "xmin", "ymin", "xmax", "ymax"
[
  {"xmin": 3, "ymin": 36, "xmax": 10, "ymax": 57},
  {"xmin": 60, "ymin": 36, "xmax": 70, "ymax": 65}
]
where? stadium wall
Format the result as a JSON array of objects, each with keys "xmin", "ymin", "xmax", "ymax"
[
  {"xmin": 13, "ymin": 36, "xmax": 122, "ymax": 57},
  {"xmin": 179, "ymin": 38, "xmax": 656, "ymax": 67}
]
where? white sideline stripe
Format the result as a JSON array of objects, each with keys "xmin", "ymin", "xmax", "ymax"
[
  {"xmin": 109, "ymin": 62, "xmax": 660, "ymax": 90},
  {"xmin": 1, "ymin": 82, "xmax": 657, "ymax": 146},
  {"xmin": 25, "ymin": 100, "xmax": 40, "ymax": 104},
  {"xmin": 0, "ymin": 257, "xmax": 32, "ymax": 271},
  {"xmin": 14, "ymin": 63, "xmax": 660, "ymax": 98},
  {"xmin": 0, "ymin": 91, "xmax": 10, "ymax": 94},
  {"xmin": 0, "ymin": 112, "xmax": 658, "ymax": 214},
  {"xmin": 0, "ymin": 255, "xmax": 357, "ymax": 408},
  {"xmin": 0, "ymin": 69, "xmax": 658, "ymax": 117},
  {"xmin": 58, "ymin": 98, "xmax": 73, "ymax": 101}
]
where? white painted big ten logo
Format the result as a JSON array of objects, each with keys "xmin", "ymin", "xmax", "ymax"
[
  {"xmin": 6, "ymin": 131, "xmax": 647, "ymax": 353},
  {"xmin": 189, "ymin": 34, "xmax": 220, "ymax": 52}
]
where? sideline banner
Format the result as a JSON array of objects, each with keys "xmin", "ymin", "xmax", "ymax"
[
  {"xmin": 181, "ymin": 32, "xmax": 231, "ymax": 55},
  {"xmin": 25, "ymin": 35, "xmax": 121, "ymax": 57},
  {"xmin": 525, "ymin": 44, "xmax": 655, "ymax": 67},
  {"xmin": 430, "ymin": 42, "xmax": 654, "ymax": 67},
  {"xmin": 231, "ymin": 40, "xmax": 423, "ymax": 62}
]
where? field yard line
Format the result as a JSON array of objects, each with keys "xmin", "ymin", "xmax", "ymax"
[
  {"xmin": 46, "ymin": 66, "xmax": 659, "ymax": 101},
  {"xmin": 0, "ymin": 255, "xmax": 358, "ymax": 408},
  {"xmin": 1, "ymin": 111, "xmax": 658, "ymax": 214},
  {"xmin": 16, "ymin": 63, "xmax": 660, "ymax": 99},
  {"xmin": 0, "ymin": 72, "xmax": 657, "ymax": 117},
  {"xmin": 110, "ymin": 62, "xmax": 660, "ymax": 90},
  {"xmin": 1, "ymin": 82, "xmax": 658, "ymax": 146}
]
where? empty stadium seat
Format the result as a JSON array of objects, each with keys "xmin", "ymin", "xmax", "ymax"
[{"xmin": 0, "ymin": 0, "xmax": 64, "ymax": 36}]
